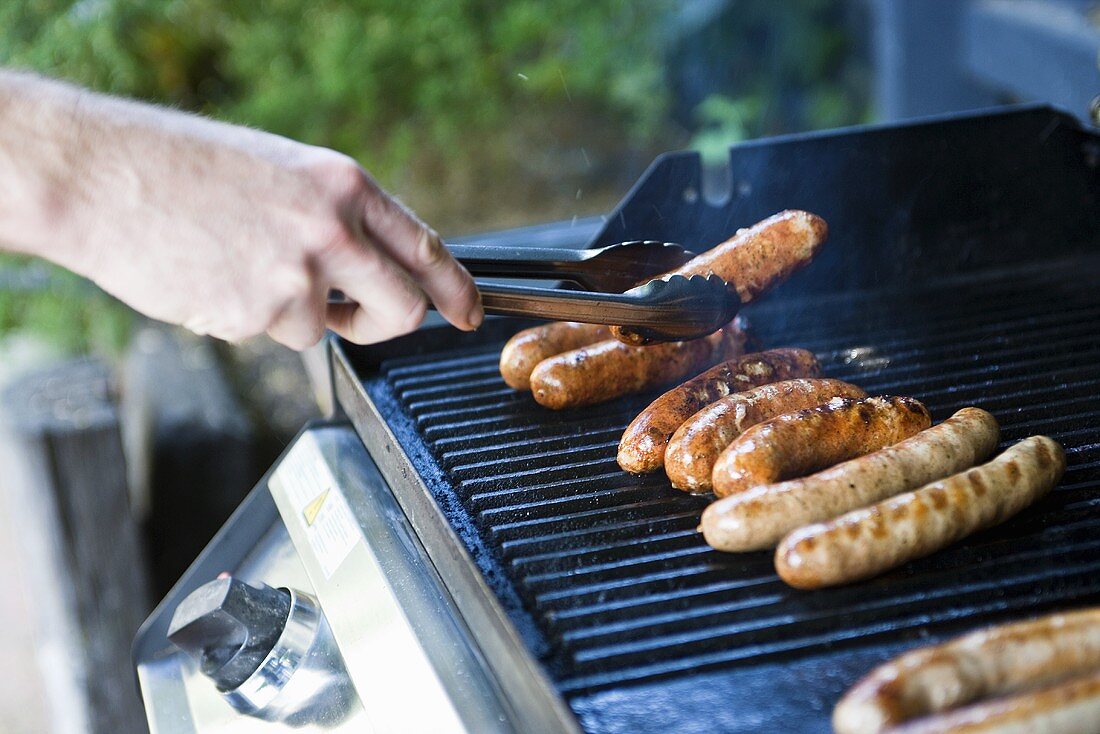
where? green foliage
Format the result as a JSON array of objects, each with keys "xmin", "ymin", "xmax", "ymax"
[
  {"xmin": 692, "ymin": 95, "xmax": 765, "ymax": 166},
  {"xmin": 0, "ymin": 0, "xmax": 673, "ymax": 229},
  {"xmin": 686, "ymin": 0, "xmax": 870, "ymax": 158},
  {"xmin": 0, "ymin": 259, "xmax": 133, "ymax": 356}
]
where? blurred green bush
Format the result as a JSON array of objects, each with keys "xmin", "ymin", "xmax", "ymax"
[
  {"xmin": 0, "ymin": 0, "xmax": 867, "ymax": 354},
  {"xmin": 1, "ymin": 0, "xmax": 673, "ymax": 231},
  {"xmin": 684, "ymin": 0, "xmax": 871, "ymax": 163}
]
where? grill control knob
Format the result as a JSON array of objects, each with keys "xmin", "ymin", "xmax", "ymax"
[
  {"xmin": 168, "ymin": 577, "xmax": 293, "ymax": 691},
  {"xmin": 168, "ymin": 577, "xmax": 353, "ymax": 722}
]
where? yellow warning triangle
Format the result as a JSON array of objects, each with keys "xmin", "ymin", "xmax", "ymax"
[{"xmin": 302, "ymin": 488, "xmax": 329, "ymax": 526}]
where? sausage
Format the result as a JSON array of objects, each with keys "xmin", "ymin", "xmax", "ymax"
[
  {"xmin": 888, "ymin": 671, "xmax": 1100, "ymax": 734},
  {"xmin": 529, "ymin": 317, "xmax": 749, "ymax": 410},
  {"xmin": 611, "ymin": 210, "xmax": 827, "ymax": 345},
  {"xmin": 499, "ymin": 322, "xmax": 611, "ymax": 390},
  {"xmin": 702, "ymin": 407, "xmax": 1000, "ymax": 551},
  {"xmin": 711, "ymin": 395, "xmax": 931, "ymax": 498},
  {"xmin": 832, "ymin": 606, "xmax": 1100, "ymax": 734},
  {"xmin": 776, "ymin": 435, "xmax": 1065, "ymax": 590},
  {"xmin": 665, "ymin": 378, "xmax": 867, "ymax": 492},
  {"xmin": 616, "ymin": 348, "xmax": 821, "ymax": 477}
]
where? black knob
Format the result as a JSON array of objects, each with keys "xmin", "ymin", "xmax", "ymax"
[{"xmin": 168, "ymin": 577, "xmax": 292, "ymax": 691}]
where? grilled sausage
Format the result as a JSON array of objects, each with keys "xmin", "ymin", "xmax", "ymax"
[
  {"xmin": 499, "ymin": 322, "xmax": 611, "ymax": 390},
  {"xmin": 529, "ymin": 317, "xmax": 749, "ymax": 410},
  {"xmin": 611, "ymin": 210, "xmax": 827, "ymax": 345},
  {"xmin": 889, "ymin": 671, "xmax": 1100, "ymax": 734},
  {"xmin": 776, "ymin": 435, "xmax": 1065, "ymax": 590},
  {"xmin": 832, "ymin": 606, "xmax": 1100, "ymax": 734},
  {"xmin": 665, "ymin": 378, "xmax": 867, "ymax": 492},
  {"xmin": 711, "ymin": 395, "xmax": 931, "ymax": 498},
  {"xmin": 702, "ymin": 407, "xmax": 1000, "ymax": 551},
  {"xmin": 616, "ymin": 348, "xmax": 821, "ymax": 477}
]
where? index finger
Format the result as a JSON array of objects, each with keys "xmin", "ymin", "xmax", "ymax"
[{"xmin": 359, "ymin": 178, "xmax": 482, "ymax": 331}]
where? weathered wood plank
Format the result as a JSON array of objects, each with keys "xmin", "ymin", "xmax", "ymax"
[
  {"xmin": 121, "ymin": 326, "xmax": 257, "ymax": 595},
  {"xmin": 0, "ymin": 358, "xmax": 150, "ymax": 734}
]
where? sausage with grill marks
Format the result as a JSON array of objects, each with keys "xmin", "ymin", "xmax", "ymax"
[
  {"xmin": 889, "ymin": 671, "xmax": 1100, "ymax": 734},
  {"xmin": 616, "ymin": 348, "xmax": 821, "ymax": 476},
  {"xmin": 528, "ymin": 317, "xmax": 749, "ymax": 410},
  {"xmin": 832, "ymin": 606, "xmax": 1100, "ymax": 734},
  {"xmin": 499, "ymin": 322, "xmax": 611, "ymax": 390},
  {"xmin": 664, "ymin": 378, "xmax": 867, "ymax": 492},
  {"xmin": 702, "ymin": 407, "xmax": 999, "ymax": 551},
  {"xmin": 776, "ymin": 435, "xmax": 1065, "ymax": 590},
  {"xmin": 710, "ymin": 395, "xmax": 931, "ymax": 498},
  {"xmin": 611, "ymin": 210, "xmax": 827, "ymax": 346}
]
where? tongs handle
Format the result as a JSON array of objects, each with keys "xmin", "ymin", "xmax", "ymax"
[
  {"xmin": 327, "ymin": 245, "xmax": 736, "ymax": 342},
  {"xmin": 450, "ymin": 244, "xmax": 588, "ymax": 266},
  {"xmin": 448, "ymin": 241, "xmax": 697, "ymax": 293},
  {"xmin": 449, "ymin": 245, "xmax": 602, "ymax": 285},
  {"xmin": 477, "ymin": 276, "xmax": 740, "ymax": 342},
  {"xmin": 478, "ymin": 283, "xmax": 654, "ymax": 322}
]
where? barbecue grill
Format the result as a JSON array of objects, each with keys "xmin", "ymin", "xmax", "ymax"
[{"xmin": 134, "ymin": 105, "xmax": 1100, "ymax": 733}]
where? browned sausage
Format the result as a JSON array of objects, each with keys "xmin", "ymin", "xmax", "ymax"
[
  {"xmin": 528, "ymin": 317, "xmax": 749, "ymax": 410},
  {"xmin": 711, "ymin": 395, "xmax": 931, "ymax": 498},
  {"xmin": 611, "ymin": 210, "xmax": 827, "ymax": 345},
  {"xmin": 833, "ymin": 606, "xmax": 1100, "ymax": 734},
  {"xmin": 499, "ymin": 322, "xmax": 612, "ymax": 390},
  {"xmin": 776, "ymin": 435, "xmax": 1065, "ymax": 590},
  {"xmin": 616, "ymin": 348, "xmax": 820, "ymax": 477},
  {"xmin": 665, "ymin": 378, "xmax": 867, "ymax": 492},
  {"xmin": 888, "ymin": 671, "xmax": 1100, "ymax": 734},
  {"xmin": 702, "ymin": 407, "xmax": 1000, "ymax": 551}
]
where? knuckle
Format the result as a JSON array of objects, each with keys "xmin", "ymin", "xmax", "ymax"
[
  {"xmin": 277, "ymin": 265, "xmax": 314, "ymax": 302},
  {"xmin": 235, "ymin": 317, "xmax": 265, "ymax": 342},
  {"xmin": 458, "ymin": 273, "xmax": 480, "ymax": 303},
  {"xmin": 413, "ymin": 227, "xmax": 448, "ymax": 270},
  {"xmin": 239, "ymin": 300, "xmax": 275, "ymax": 338},
  {"xmin": 299, "ymin": 155, "xmax": 369, "ymax": 257},
  {"xmin": 359, "ymin": 186, "xmax": 398, "ymax": 236},
  {"xmin": 284, "ymin": 330, "xmax": 320, "ymax": 352},
  {"xmin": 305, "ymin": 153, "xmax": 368, "ymax": 200},
  {"xmin": 398, "ymin": 297, "xmax": 428, "ymax": 335},
  {"xmin": 310, "ymin": 219, "xmax": 358, "ymax": 261},
  {"xmin": 329, "ymin": 307, "xmax": 374, "ymax": 345},
  {"xmin": 209, "ymin": 321, "xmax": 249, "ymax": 344}
]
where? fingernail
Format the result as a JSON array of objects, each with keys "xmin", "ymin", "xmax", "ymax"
[
  {"xmin": 467, "ymin": 294, "xmax": 484, "ymax": 330},
  {"xmin": 464, "ymin": 288, "xmax": 481, "ymax": 332}
]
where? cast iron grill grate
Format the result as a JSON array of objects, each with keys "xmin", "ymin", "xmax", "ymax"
[{"xmin": 378, "ymin": 259, "xmax": 1100, "ymax": 695}]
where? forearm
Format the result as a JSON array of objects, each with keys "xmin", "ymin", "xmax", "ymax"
[
  {"xmin": 0, "ymin": 70, "xmax": 89, "ymax": 268},
  {"xmin": 0, "ymin": 70, "xmax": 314, "ymax": 275}
]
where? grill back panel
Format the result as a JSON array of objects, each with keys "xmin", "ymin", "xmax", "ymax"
[{"xmin": 363, "ymin": 258, "xmax": 1100, "ymax": 732}]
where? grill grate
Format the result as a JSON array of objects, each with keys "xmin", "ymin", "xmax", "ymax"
[{"xmin": 376, "ymin": 259, "xmax": 1100, "ymax": 699}]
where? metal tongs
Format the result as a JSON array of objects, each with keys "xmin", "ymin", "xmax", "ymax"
[
  {"xmin": 454, "ymin": 241, "xmax": 740, "ymax": 342},
  {"xmin": 330, "ymin": 240, "xmax": 741, "ymax": 342}
]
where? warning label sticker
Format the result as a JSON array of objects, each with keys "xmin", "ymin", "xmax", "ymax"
[{"xmin": 277, "ymin": 453, "xmax": 360, "ymax": 580}]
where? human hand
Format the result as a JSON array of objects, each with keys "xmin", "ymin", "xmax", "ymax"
[{"xmin": 0, "ymin": 71, "xmax": 482, "ymax": 349}]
